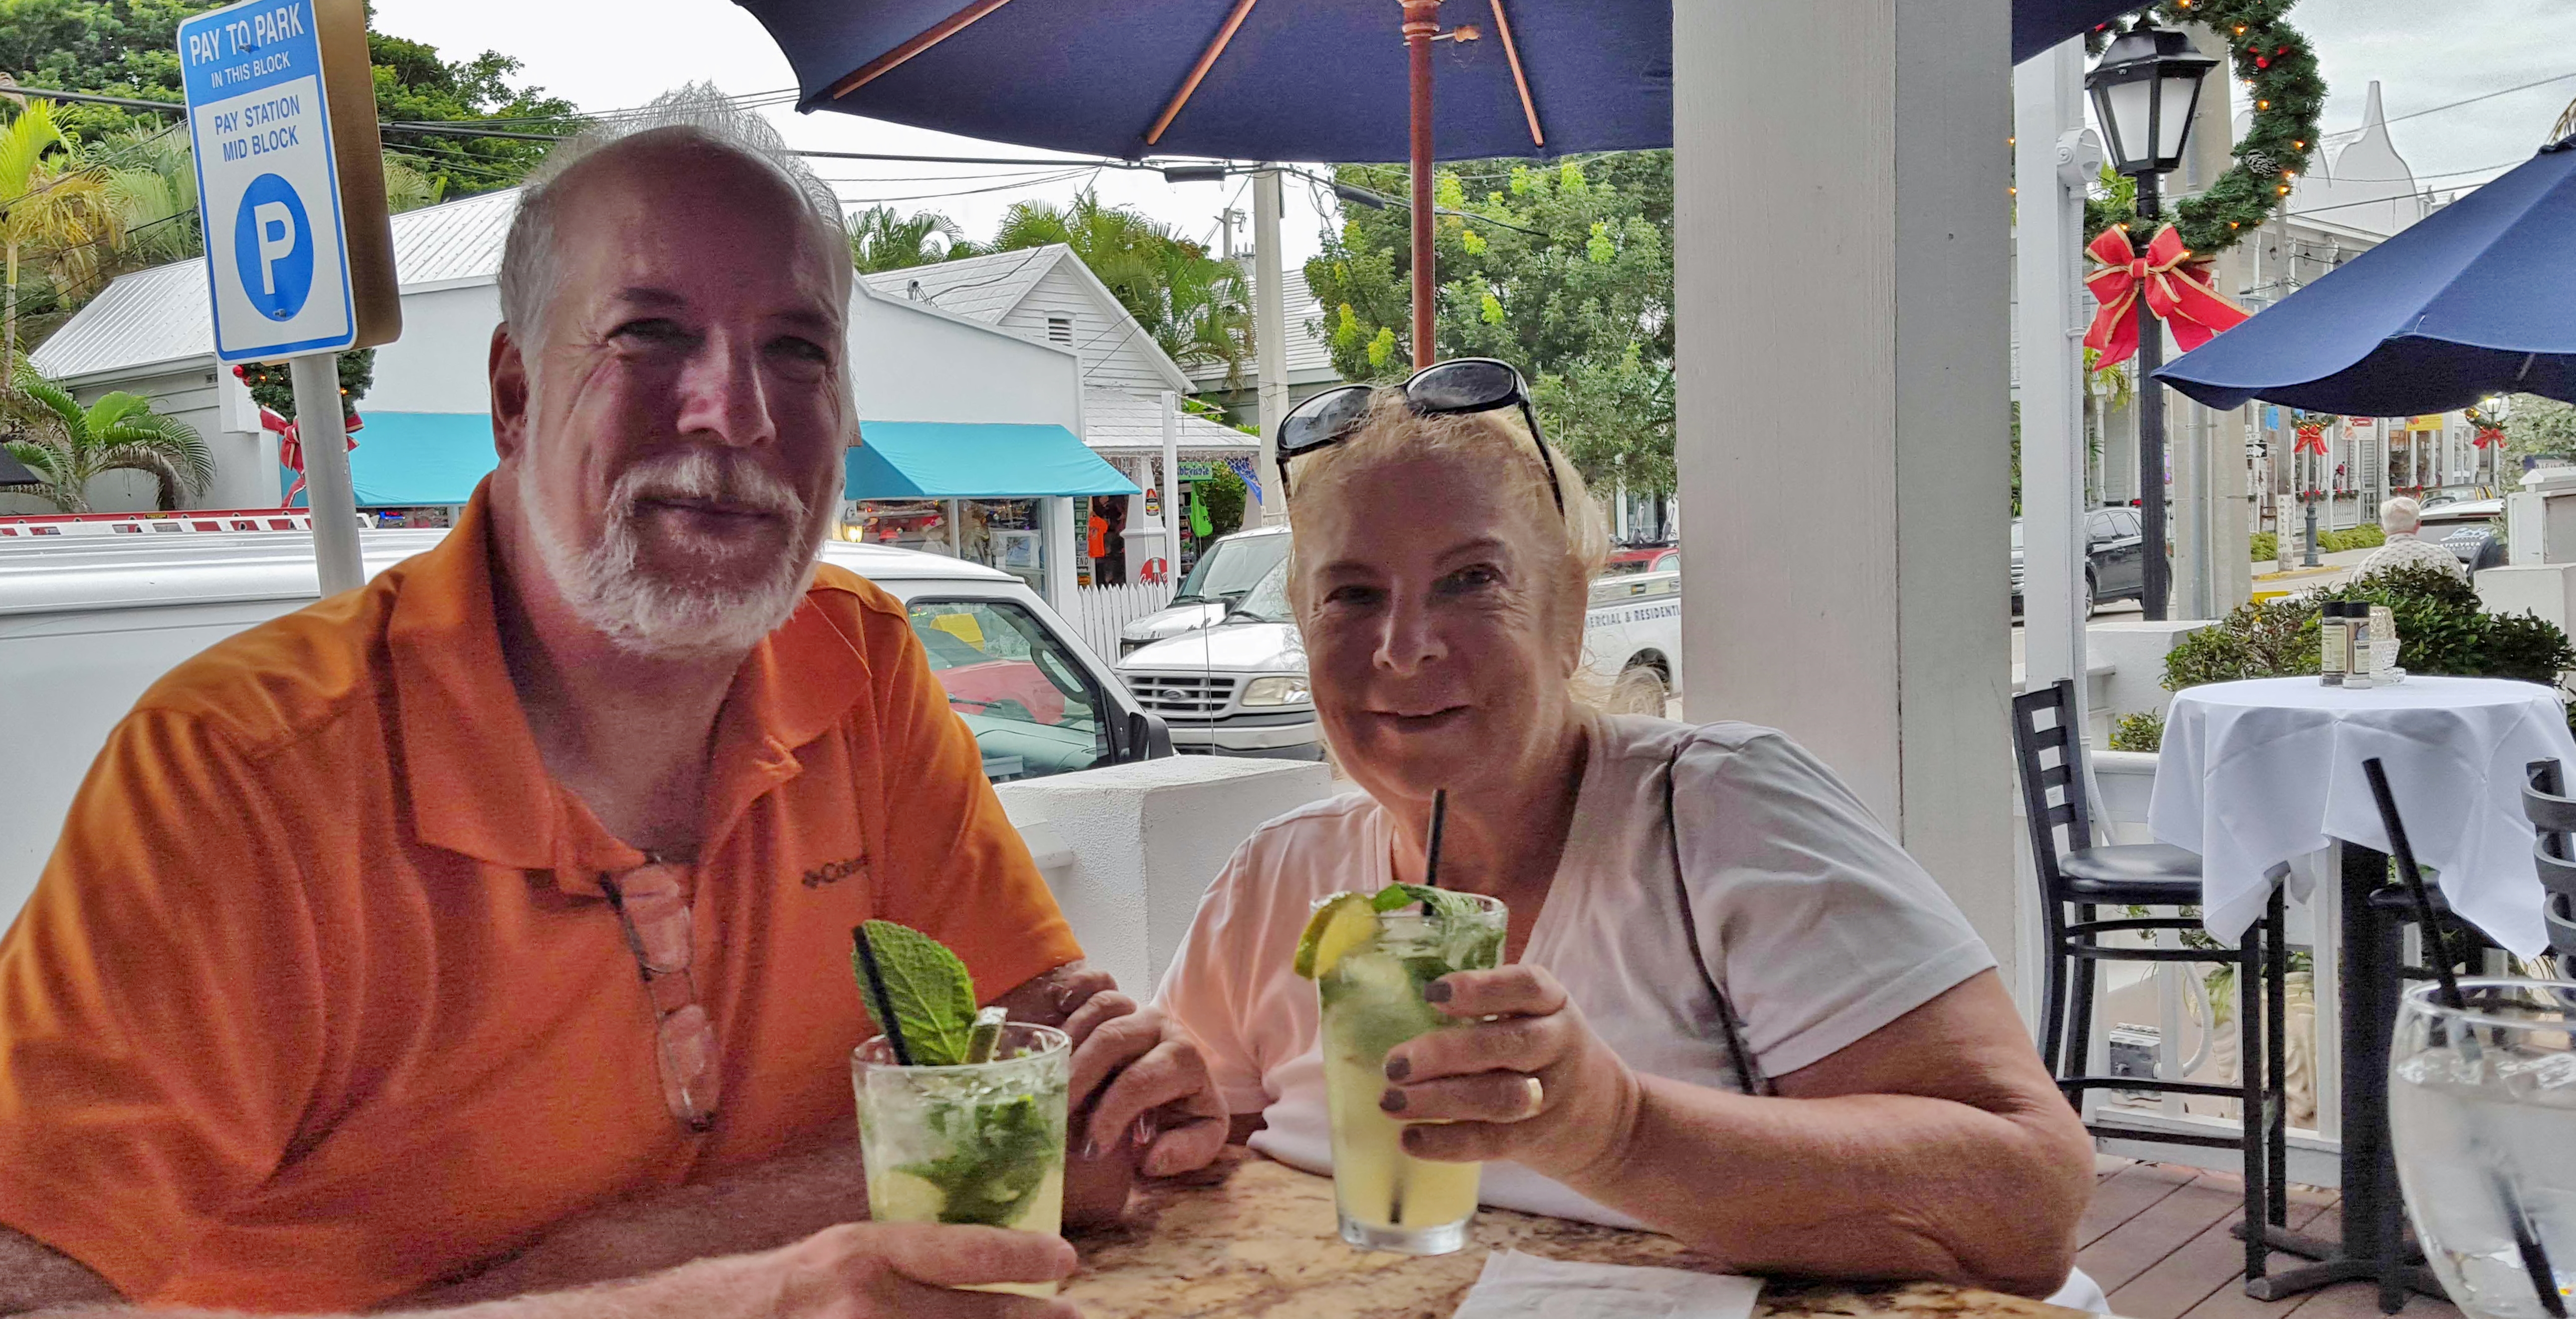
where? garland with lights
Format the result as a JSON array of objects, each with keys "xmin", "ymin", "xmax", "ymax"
[
  {"xmin": 231, "ymin": 349, "xmax": 374, "ymax": 421},
  {"xmin": 2083, "ymin": 0, "xmax": 2325, "ymax": 257}
]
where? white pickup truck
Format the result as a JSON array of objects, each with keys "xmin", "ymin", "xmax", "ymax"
[
  {"xmin": 0, "ymin": 529, "xmax": 1171, "ymax": 919},
  {"xmin": 1114, "ymin": 562, "xmax": 1684, "ymax": 759}
]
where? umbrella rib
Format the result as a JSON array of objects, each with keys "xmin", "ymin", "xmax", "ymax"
[
  {"xmin": 826, "ymin": 0, "xmax": 1022, "ymax": 101},
  {"xmin": 1486, "ymin": 0, "xmax": 1543, "ymax": 148},
  {"xmin": 1145, "ymin": 0, "xmax": 1260, "ymax": 147}
]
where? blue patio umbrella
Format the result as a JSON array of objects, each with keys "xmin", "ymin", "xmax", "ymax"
[
  {"xmin": 2156, "ymin": 136, "xmax": 2576, "ymax": 416},
  {"xmin": 738, "ymin": 0, "xmax": 2140, "ymax": 366}
]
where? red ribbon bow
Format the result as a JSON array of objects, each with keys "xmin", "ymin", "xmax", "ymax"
[
  {"xmin": 262, "ymin": 405, "xmax": 363, "ymax": 508},
  {"xmin": 2084, "ymin": 224, "xmax": 2254, "ymax": 372},
  {"xmin": 2474, "ymin": 425, "xmax": 2506, "ymax": 450},
  {"xmin": 2293, "ymin": 422, "xmax": 2329, "ymax": 455}
]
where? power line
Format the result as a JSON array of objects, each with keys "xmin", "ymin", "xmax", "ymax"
[{"xmin": 2377, "ymin": 70, "xmax": 2576, "ymax": 129}]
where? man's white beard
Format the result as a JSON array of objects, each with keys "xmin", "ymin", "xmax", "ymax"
[{"xmin": 525, "ymin": 448, "xmax": 835, "ymax": 660}]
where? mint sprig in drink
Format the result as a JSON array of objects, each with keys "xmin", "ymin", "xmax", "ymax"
[
  {"xmin": 1296, "ymin": 883, "xmax": 1508, "ymax": 1255},
  {"xmin": 850, "ymin": 921, "xmax": 1069, "ymax": 1296}
]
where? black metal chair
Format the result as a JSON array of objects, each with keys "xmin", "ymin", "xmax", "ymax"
[
  {"xmin": 2011, "ymin": 678, "xmax": 2288, "ymax": 1281},
  {"xmin": 2524, "ymin": 760, "xmax": 2576, "ymax": 962}
]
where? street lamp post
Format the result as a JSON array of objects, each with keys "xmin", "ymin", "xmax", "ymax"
[{"xmin": 2088, "ymin": 22, "xmax": 2218, "ymax": 621}]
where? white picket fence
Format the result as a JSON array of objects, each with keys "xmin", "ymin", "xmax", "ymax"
[{"xmin": 1065, "ymin": 581, "xmax": 1177, "ymax": 660}]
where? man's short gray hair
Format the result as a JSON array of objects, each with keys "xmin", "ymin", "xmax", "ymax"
[
  {"xmin": 2382, "ymin": 496, "xmax": 2422, "ymax": 532},
  {"xmin": 497, "ymin": 82, "xmax": 850, "ymax": 347}
]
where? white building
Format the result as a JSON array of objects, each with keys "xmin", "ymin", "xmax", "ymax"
[
  {"xmin": 859, "ymin": 246, "xmax": 1261, "ymax": 582},
  {"xmin": 23, "ymin": 188, "xmax": 1134, "ymax": 607}
]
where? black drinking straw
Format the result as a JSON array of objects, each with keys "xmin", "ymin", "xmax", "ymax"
[
  {"xmin": 852, "ymin": 925, "xmax": 915, "ymax": 1067},
  {"xmin": 1423, "ymin": 789, "xmax": 1448, "ymax": 890},
  {"xmin": 2364, "ymin": 757, "xmax": 2564, "ymax": 1317}
]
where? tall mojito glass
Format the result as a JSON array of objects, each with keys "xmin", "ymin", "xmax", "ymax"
[
  {"xmin": 1304, "ymin": 887, "xmax": 1508, "ymax": 1255},
  {"xmin": 852, "ymin": 1022, "xmax": 1070, "ymax": 1297}
]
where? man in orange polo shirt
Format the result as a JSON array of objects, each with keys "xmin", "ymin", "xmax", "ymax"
[{"xmin": 0, "ymin": 89, "xmax": 1223, "ymax": 1319}]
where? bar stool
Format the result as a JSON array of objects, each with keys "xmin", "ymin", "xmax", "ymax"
[
  {"xmin": 2523, "ymin": 759, "xmax": 2576, "ymax": 961},
  {"xmin": 2010, "ymin": 678, "xmax": 2289, "ymax": 1280}
]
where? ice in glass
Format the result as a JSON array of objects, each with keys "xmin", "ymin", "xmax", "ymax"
[
  {"xmin": 1300, "ymin": 886, "xmax": 1508, "ymax": 1255},
  {"xmin": 852, "ymin": 1022, "xmax": 1070, "ymax": 1296}
]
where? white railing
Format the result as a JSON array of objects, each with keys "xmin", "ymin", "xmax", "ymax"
[{"xmin": 1067, "ymin": 581, "xmax": 1176, "ymax": 659}]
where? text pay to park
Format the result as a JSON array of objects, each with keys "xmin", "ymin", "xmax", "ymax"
[{"xmin": 178, "ymin": 0, "xmax": 355, "ymax": 363}]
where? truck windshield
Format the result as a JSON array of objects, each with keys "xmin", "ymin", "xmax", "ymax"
[
  {"xmin": 1174, "ymin": 533, "xmax": 1287, "ymax": 604},
  {"xmin": 1225, "ymin": 560, "xmax": 1294, "ymax": 624}
]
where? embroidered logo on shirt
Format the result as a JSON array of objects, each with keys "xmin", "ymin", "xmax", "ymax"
[{"xmin": 802, "ymin": 855, "xmax": 866, "ymax": 889}]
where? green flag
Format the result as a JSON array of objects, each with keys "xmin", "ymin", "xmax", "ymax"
[{"xmin": 1190, "ymin": 489, "xmax": 1214, "ymax": 539}]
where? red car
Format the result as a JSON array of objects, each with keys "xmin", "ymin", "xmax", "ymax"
[{"xmin": 1603, "ymin": 545, "xmax": 1680, "ymax": 576}]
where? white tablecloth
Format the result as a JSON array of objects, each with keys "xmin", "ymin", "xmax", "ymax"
[{"xmin": 2148, "ymin": 676, "xmax": 2576, "ymax": 955}]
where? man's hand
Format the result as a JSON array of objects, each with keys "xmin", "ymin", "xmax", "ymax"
[
  {"xmin": 994, "ymin": 964, "xmax": 1227, "ymax": 1212},
  {"xmin": 746, "ymin": 1221, "xmax": 1077, "ymax": 1319}
]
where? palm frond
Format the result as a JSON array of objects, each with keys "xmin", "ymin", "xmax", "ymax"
[
  {"xmin": 0, "ymin": 99, "xmax": 67, "ymax": 200},
  {"xmin": 89, "ymin": 444, "xmax": 189, "ymax": 511},
  {"xmin": 11, "ymin": 370, "xmax": 84, "ymax": 435},
  {"xmin": 98, "ymin": 410, "xmax": 212, "ymax": 493}
]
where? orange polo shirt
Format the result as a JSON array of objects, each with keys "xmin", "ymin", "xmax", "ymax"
[{"xmin": 0, "ymin": 485, "xmax": 1082, "ymax": 1310}]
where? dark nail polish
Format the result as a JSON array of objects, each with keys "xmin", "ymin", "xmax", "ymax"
[
  {"xmin": 1379, "ymin": 1087, "xmax": 1407, "ymax": 1112},
  {"xmin": 1423, "ymin": 980, "xmax": 1453, "ymax": 1004},
  {"xmin": 1383, "ymin": 1056, "xmax": 1411, "ymax": 1081}
]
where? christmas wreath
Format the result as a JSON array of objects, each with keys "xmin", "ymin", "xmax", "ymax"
[
  {"xmin": 231, "ymin": 349, "xmax": 374, "ymax": 421},
  {"xmin": 2083, "ymin": 0, "xmax": 2325, "ymax": 258}
]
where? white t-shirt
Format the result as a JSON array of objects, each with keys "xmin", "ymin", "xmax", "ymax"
[{"xmin": 1152, "ymin": 712, "xmax": 1998, "ymax": 1228}]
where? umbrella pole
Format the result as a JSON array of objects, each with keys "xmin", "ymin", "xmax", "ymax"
[{"xmin": 1404, "ymin": 0, "xmax": 1440, "ymax": 370}]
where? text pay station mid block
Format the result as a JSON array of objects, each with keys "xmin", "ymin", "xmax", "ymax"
[{"xmin": 179, "ymin": 0, "xmax": 355, "ymax": 363}]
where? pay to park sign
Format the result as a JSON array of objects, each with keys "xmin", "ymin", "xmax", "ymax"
[{"xmin": 178, "ymin": 0, "xmax": 397, "ymax": 364}]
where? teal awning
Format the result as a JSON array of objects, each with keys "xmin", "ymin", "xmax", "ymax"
[
  {"xmin": 847, "ymin": 421, "xmax": 1138, "ymax": 500},
  {"xmin": 282, "ymin": 411, "xmax": 495, "ymax": 508}
]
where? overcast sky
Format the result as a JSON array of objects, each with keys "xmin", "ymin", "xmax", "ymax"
[{"xmin": 366, "ymin": 0, "xmax": 2575, "ymax": 264}]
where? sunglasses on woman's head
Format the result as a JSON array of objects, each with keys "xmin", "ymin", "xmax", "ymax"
[{"xmin": 1274, "ymin": 358, "xmax": 1566, "ymax": 517}]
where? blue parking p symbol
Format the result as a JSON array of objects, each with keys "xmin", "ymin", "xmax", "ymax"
[{"xmin": 233, "ymin": 174, "xmax": 314, "ymax": 321}]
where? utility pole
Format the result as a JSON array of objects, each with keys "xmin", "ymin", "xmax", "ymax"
[
  {"xmin": 1217, "ymin": 207, "xmax": 1244, "ymax": 261},
  {"xmin": 1253, "ymin": 168, "xmax": 1290, "ymax": 526}
]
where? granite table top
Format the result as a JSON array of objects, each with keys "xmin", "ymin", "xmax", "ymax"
[{"xmin": 1059, "ymin": 1149, "xmax": 2097, "ymax": 1319}]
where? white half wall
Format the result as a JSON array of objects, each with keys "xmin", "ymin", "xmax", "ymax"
[{"xmin": 994, "ymin": 756, "xmax": 1336, "ymax": 996}]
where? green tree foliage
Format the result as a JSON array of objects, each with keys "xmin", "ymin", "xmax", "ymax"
[
  {"xmin": 4, "ymin": 353, "xmax": 210, "ymax": 510},
  {"xmin": 987, "ymin": 191, "xmax": 1250, "ymax": 383},
  {"xmin": 363, "ymin": 34, "xmax": 582, "ymax": 200},
  {"xmin": 2503, "ymin": 393, "xmax": 2576, "ymax": 463},
  {"xmin": 849, "ymin": 204, "xmax": 974, "ymax": 273},
  {"xmin": 233, "ymin": 351, "xmax": 374, "ymax": 420},
  {"xmin": 1304, "ymin": 152, "xmax": 1674, "ymax": 497},
  {"xmin": 1196, "ymin": 463, "xmax": 1246, "ymax": 539}
]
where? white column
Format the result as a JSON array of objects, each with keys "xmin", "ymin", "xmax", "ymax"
[
  {"xmin": 2016, "ymin": 43, "xmax": 2090, "ymax": 709},
  {"xmin": 288, "ymin": 353, "xmax": 363, "ymax": 594},
  {"xmin": 1253, "ymin": 169, "xmax": 1291, "ymax": 527},
  {"xmin": 1042, "ymin": 496, "xmax": 1077, "ymax": 613},
  {"xmin": 1675, "ymin": 0, "xmax": 2017, "ymax": 973}
]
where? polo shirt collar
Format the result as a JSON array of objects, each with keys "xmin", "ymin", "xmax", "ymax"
[{"xmin": 387, "ymin": 482, "xmax": 871, "ymax": 884}]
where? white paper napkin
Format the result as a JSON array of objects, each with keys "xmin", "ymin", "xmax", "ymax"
[{"xmin": 1449, "ymin": 1249, "xmax": 1764, "ymax": 1319}]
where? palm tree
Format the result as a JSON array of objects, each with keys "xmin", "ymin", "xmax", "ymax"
[
  {"xmin": 383, "ymin": 154, "xmax": 446, "ymax": 214},
  {"xmin": 849, "ymin": 204, "xmax": 972, "ymax": 272},
  {"xmin": 3, "ymin": 359, "xmax": 212, "ymax": 513},
  {"xmin": 2, "ymin": 100, "xmax": 121, "ymax": 381}
]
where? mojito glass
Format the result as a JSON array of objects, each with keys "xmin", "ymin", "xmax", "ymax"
[
  {"xmin": 1317, "ymin": 890, "xmax": 1508, "ymax": 1255},
  {"xmin": 852, "ymin": 1022, "xmax": 1070, "ymax": 1297}
]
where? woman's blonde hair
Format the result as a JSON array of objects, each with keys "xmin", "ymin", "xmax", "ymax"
[{"xmin": 1282, "ymin": 391, "xmax": 1609, "ymax": 634}]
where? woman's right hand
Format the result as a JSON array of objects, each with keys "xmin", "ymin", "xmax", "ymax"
[{"xmin": 728, "ymin": 1221, "xmax": 1079, "ymax": 1318}]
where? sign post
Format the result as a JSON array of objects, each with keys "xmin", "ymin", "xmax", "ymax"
[{"xmin": 179, "ymin": 0, "xmax": 398, "ymax": 595}]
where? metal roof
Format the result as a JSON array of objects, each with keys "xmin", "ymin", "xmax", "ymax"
[
  {"xmin": 859, "ymin": 245, "xmax": 1061, "ymax": 322},
  {"xmin": 31, "ymin": 189, "xmax": 522, "ymax": 383},
  {"xmin": 1080, "ymin": 388, "xmax": 1256, "ymax": 454}
]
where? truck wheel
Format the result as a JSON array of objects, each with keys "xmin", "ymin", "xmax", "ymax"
[{"xmin": 1608, "ymin": 664, "xmax": 1669, "ymax": 717}]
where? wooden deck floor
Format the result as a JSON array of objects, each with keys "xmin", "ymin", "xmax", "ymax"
[{"xmin": 2084, "ymin": 1158, "xmax": 2461, "ymax": 1319}]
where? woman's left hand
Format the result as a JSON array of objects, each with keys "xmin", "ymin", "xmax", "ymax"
[{"xmin": 1377, "ymin": 965, "xmax": 1645, "ymax": 1183}]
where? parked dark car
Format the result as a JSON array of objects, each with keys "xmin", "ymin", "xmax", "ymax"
[{"xmin": 2010, "ymin": 509, "xmax": 2146, "ymax": 618}]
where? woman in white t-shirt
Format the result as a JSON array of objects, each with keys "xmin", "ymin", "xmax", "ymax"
[{"xmin": 1153, "ymin": 373, "xmax": 2097, "ymax": 1300}]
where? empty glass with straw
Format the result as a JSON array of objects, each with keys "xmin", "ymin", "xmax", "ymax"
[{"xmin": 2368, "ymin": 756, "xmax": 2571, "ymax": 1319}]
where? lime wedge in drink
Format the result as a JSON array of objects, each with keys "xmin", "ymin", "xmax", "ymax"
[{"xmin": 1296, "ymin": 892, "xmax": 1382, "ymax": 980}]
